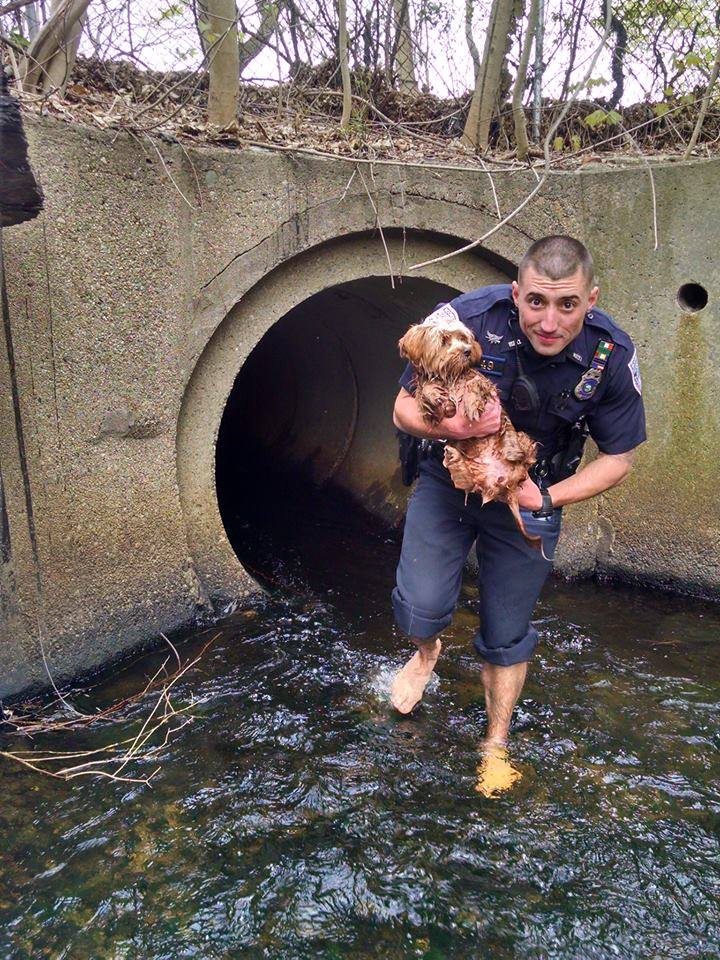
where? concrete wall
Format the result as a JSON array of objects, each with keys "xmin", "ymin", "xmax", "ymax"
[{"xmin": 0, "ymin": 115, "xmax": 715, "ymax": 697}]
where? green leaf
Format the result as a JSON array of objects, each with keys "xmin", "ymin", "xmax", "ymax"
[
  {"xmin": 653, "ymin": 102, "xmax": 670, "ymax": 117},
  {"xmin": 8, "ymin": 29, "xmax": 29, "ymax": 49},
  {"xmin": 685, "ymin": 52, "xmax": 702, "ymax": 68},
  {"xmin": 553, "ymin": 136, "xmax": 565, "ymax": 152},
  {"xmin": 157, "ymin": 2, "xmax": 186, "ymax": 21},
  {"xmin": 584, "ymin": 76, "xmax": 608, "ymax": 91},
  {"xmin": 606, "ymin": 110, "xmax": 622, "ymax": 126},
  {"xmin": 584, "ymin": 109, "xmax": 607, "ymax": 128},
  {"xmin": 570, "ymin": 134, "xmax": 581, "ymax": 152}
]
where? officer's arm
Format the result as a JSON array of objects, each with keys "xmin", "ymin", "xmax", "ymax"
[
  {"xmin": 518, "ymin": 448, "xmax": 637, "ymax": 510},
  {"xmin": 548, "ymin": 448, "xmax": 636, "ymax": 507},
  {"xmin": 392, "ymin": 388, "xmax": 501, "ymax": 441}
]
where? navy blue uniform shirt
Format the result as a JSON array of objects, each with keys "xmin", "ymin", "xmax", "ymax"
[{"xmin": 399, "ymin": 284, "xmax": 647, "ymax": 461}]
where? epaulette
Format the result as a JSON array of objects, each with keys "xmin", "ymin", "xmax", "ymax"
[
  {"xmin": 584, "ymin": 307, "xmax": 634, "ymax": 353},
  {"xmin": 449, "ymin": 284, "xmax": 514, "ymax": 322}
]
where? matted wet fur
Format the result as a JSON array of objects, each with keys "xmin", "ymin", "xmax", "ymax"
[{"xmin": 399, "ymin": 313, "xmax": 540, "ymax": 548}]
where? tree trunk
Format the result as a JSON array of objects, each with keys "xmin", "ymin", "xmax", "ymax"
[
  {"xmin": 238, "ymin": 0, "xmax": 283, "ymax": 74},
  {"xmin": 512, "ymin": 0, "xmax": 537, "ymax": 161},
  {"xmin": 390, "ymin": 0, "xmax": 417, "ymax": 93},
  {"xmin": 205, "ymin": 0, "xmax": 240, "ymax": 129},
  {"xmin": 338, "ymin": 0, "xmax": 351, "ymax": 128},
  {"xmin": 465, "ymin": 0, "xmax": 480, "ymax": 79},
  {"xmin": 462, "ymin": 0, "xmax": 519, "ymax": 150},
  {"xmin": 604, "ymin": 0, "xmax": 627, "ymax": 109},
  {"xmin": 21, "ymin": 0, "xmax": 90, "ymax": 95},
  {"xmin": 23, "ymin": 1, "xmax": 41, "ymax": 42}
]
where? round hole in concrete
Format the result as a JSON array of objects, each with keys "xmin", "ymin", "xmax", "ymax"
[{"xmin": 677, "ymin": 282, "xmax": 708, "ymax": 313}]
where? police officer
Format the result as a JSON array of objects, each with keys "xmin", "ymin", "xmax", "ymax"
[{"xmin": 390, "ymin": 236, "xmax": 646, "ymax": 790}]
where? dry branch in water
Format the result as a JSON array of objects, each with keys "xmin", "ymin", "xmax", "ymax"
[{"xmin": 0, "ymin": 633, "xmax": 218, "ymax": 783}]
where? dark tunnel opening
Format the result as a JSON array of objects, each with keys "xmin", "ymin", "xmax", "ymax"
[{"xmin": 215, "ymin": 275, "xmax": 461, "ymax": 596}]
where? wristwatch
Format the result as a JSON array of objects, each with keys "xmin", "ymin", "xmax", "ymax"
[{"xmin": 532, "ymin": 490, "xmax": 554, "ymax": 519}]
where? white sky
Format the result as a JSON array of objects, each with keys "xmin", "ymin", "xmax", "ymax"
[{"xmin": 63, "ymin": 0, "xmax": 708, "ymax": 106}]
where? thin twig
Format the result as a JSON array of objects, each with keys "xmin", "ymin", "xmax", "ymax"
[
  {"xmin": 477, "ymin": 155, "xmax": 502, "ymax": 219},
  {"xmin": 356, "ymin": 163, "xmax": 395, "ymax": 288},
  {"xmin": 140, "ymin": 133, "xmax": 194, "ymax": 209},
  {"xmin": 684, "ymin": 39, "xmax": 720, "ymax": 160}
]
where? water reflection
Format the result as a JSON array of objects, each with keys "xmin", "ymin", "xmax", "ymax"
[{"xmin": 2, "ymin": 481, "xmax": 720, "ymax": 959}]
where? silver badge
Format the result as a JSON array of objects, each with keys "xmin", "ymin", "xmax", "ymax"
[
  {"xmin": 485, "ymin": 331, "xmax": 502, "ymax": 345},
  {"xmin": 628, "ymin": 348, "xmax": 642, "ymax": 394}
]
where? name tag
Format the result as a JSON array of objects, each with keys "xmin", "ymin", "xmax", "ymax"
[{"xmin": 477, "ymin": 354, "xmax": 506, "ymax": 377}]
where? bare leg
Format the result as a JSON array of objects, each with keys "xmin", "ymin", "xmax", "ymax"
[
  {"xmin": 483, "ymin": 662, "xmax": 527, "ymax": 744},
  {"xmin": 476, "ymin": 662, "xmax": 527, "ymax": 797},
  {"xmin": 391, "ymin": 637, "xmax": 441, "ymax": 714}
]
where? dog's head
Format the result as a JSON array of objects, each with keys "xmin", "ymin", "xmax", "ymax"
[{"xmin": 399, "ymin": 311, "xmax": 482, "ymax": 381}]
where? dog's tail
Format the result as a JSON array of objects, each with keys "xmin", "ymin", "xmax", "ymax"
[{"xmin": 507, "ymin": 497, "xmax": 546, "ymax": 557}]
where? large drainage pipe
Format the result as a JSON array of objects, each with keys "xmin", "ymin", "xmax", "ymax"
[
  {"xmin": 178, "ymin": 233, "xmax": 514, "ymax": 605},
  {"xmin": 216, "ymin": 276, "xmax": 466, "ymax": 541}
]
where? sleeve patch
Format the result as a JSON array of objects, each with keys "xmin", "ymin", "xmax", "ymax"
[
  {"xmin": 425, "ymin": 303, "xmax": 461, "ymax": 326},
  {"xmin": 628, "ymin": 348, "xmax": 642, "ymax": 394}
]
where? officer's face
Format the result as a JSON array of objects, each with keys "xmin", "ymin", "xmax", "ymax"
[{"xmin": 512, "ymin": 268, "xmax": 599, "ymax": 356}]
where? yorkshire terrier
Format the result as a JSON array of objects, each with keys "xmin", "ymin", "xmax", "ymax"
[{"xmin": 398, "ymin": 311, "xmax": 540, "ymax": 548}]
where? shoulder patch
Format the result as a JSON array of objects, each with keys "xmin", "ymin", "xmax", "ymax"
[
  {"xmin": 424, "ymin": 303, "xmax": 461, "ymax": 326},
  {"xmin": 628, "ymin": 348, "xmax": 642, "ymax": 394}
]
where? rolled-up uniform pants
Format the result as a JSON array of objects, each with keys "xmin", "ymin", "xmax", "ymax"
[{"xmin": 392, "ymin": 459, "xmax": 563, "ymax": 665}]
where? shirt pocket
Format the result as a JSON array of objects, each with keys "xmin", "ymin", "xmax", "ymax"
[{"xmin": 546, "ymin": 391, "xmax": 596, "ymax": 427}]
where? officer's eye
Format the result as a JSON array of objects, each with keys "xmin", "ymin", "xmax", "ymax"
[
  {"xmin": 563, "ymin": 300, "xmax": 575, "ymax": 310},
  {"xmin": 529, "ymin": 297, "xmax": 543, "ymax": 307}
]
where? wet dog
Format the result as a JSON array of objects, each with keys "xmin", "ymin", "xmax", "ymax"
[{"xmin": 398, "ymin": 310, "xmax": 540, "ymax": 547}]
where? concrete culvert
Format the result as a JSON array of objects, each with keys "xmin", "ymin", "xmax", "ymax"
[
  {"xmin": 177, "ymin": 233, "xmax": 514, "ymax": 607},
  {"xmin": 677, "ymin": 282, "xmax": 708, "ymax": 313},
  {"xmin": 215, "ymin": 276, "xmax": 462, "ymax": 574}
]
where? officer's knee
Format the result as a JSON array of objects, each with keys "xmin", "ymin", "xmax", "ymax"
[{"xmin": 392, "ymin": 587, "xmax": 454, "ymax": 640}]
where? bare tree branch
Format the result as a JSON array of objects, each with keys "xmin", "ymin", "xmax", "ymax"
[{"xmin": 684, "ymin": 37, "xmax": 720, "ymax": 160}]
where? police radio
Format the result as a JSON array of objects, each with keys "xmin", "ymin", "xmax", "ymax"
[{"xmin": 509, "ymin": 342, "xmax": 541, "ymax": 414}]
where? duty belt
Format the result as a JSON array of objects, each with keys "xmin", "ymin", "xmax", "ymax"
[{"xmin": 420, "ymin": 439, "xmax": 447, "ymax": 462}]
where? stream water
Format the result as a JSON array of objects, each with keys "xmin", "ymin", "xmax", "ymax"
[{"xmin": 3, "ymin": 482, "xmax": 720, "ymax": 959}]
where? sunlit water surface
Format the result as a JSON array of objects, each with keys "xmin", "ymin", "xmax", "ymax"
[{"xmin": 3, "ymin": 483, "xmax": 720, "ymax": 959}]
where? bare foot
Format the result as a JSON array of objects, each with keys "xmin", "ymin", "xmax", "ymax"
[
  {"xmin": 391, "ymin": 640, "xmax": 441, "ymax": 714},
  {"xmin": 475, "ymin": 740, "xmax": 522, "ymax": 798}
]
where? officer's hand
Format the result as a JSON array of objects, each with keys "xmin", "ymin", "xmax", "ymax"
[
  {"xmin": 517, "ymin": 475, "xmax": 544, "ymax": 511},
  {"xmin": 442, "ymin": 397, "xmax": 502, "ymax": 440},
  {"xmin": 472, "ymin": 398, "xmax": 502, "ymax": 438}
]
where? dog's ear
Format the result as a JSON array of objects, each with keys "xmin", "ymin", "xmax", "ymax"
[{"xmin": 398, "ymin": 324, "xmax": 427, "ymax": 364}]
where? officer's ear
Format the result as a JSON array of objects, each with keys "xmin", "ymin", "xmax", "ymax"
[
  {"xmin": 511, "ymin": 280, "xmax": 520, "ymax": 306},
  {"xmin": 587, "ymin": 285, "xmax": 599, "ymax": 310}
]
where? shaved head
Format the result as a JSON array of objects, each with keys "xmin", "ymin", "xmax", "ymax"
[{"xmin": 518, "ymin": 235, "xmax": 594, "ymax": 288}]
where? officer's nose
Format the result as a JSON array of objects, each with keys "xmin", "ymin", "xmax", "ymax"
[{"xmin": 540, "ymin": 308, "xmax": 559, "ymax": 331}]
